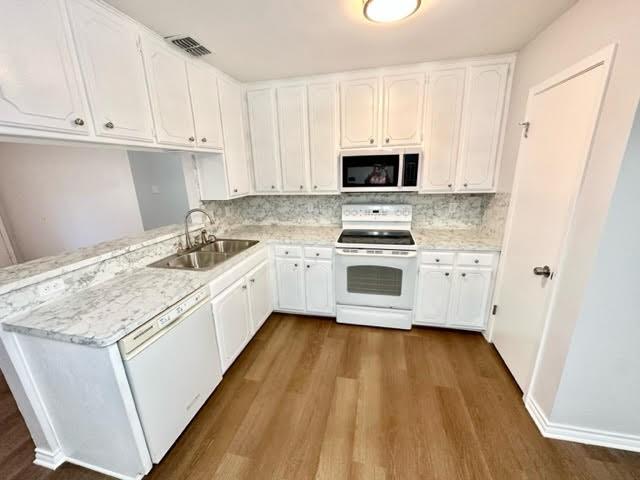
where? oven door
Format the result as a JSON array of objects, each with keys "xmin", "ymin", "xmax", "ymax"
[{"xmin": 335, "ymin": 250, "xmax": 417, "ymax": 309}]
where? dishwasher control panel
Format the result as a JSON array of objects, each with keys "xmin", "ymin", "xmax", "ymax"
[{"xmin": 119, "ymin": 286, "xmax": 209, "ymax": 356}]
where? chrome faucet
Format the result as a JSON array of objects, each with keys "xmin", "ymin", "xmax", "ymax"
[{"xmin": 184, "ymin": 208, "xmax": 216, "ymax": 250}]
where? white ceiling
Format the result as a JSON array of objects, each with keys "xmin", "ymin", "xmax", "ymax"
[{"xmin": 104, "ymin": 0, "xmax": 577, "ymax": 82}]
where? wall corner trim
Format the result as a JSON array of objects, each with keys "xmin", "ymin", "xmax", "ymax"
[{"xmin": 524, "ymin": 395, "xmax": 640, "ymax": 453}]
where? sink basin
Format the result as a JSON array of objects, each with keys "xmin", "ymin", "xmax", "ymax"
[{"xmin": 148, "ymin": 239, "xmax": 259, "ymax": 271}]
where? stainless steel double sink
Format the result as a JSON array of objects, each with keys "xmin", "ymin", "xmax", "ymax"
[{"xmin": 148, "ymin": 239, "xmax": 259, "ymax": 271}]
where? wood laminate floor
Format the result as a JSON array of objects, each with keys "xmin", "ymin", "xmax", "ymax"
[{"xmin": 1, "ymin": 314, "xmax": 639, "ymax": 480}]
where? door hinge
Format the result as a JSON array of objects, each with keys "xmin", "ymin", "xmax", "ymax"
[{"xmin": 492, "ymin": 305, "xmax": 498, "ymax": 315}]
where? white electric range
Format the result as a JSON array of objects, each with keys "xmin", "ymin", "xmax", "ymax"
[{"xmin": 335, "ymin": 204, "xmax": 417, "ymax": 330}]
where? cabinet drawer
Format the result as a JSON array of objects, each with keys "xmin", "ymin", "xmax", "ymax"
[
  {"xmin": 420, "ymin": 251, "xmax": 455, "ymax": 265},
  {"xmin": 274, "ymin": 245, "xmax": 302, "ymax": 258},
  {"xmin": 457, "ymin": 252, "xmax": 495, "ymax": 267},
  {"xmin": 304, "ymin": 246, "xmax": 333, "ymax": 259}
]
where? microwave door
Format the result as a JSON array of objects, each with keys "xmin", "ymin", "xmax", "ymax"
[{"xmin": 342, "ymin": 154, "xmax": 400, "ymax": 190}]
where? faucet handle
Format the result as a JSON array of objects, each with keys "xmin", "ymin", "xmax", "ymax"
[{"xmin": 175, "ymin": 239, "xmax": 185, "ymax": 253}]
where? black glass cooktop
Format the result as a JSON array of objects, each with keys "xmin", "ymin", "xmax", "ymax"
[{"xmin": 337, "ymin": 229, "xmax": 415, "ymax": 246}]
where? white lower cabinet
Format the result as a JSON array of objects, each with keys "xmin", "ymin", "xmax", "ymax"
[
  {"xmin": 247, "ymin": 261, "xmax": 273, "ymax": 334},
  {"xmin": 275, "ymin": 257, "xmax": 306, "ymax": 311},
  {"xmin": 211, "ymin": 279, "xmax": 251, "ymax": 372},
  {"xmin": 304, "ymin": 259, "xmax": 334, "ymax": 314},
  {"xmin": 414, "ymin": 251, "xmax": 497, "ymax": 330}
]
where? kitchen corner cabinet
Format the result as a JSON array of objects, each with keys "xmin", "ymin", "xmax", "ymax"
[
  {"xmin": 457, "ymin": 63, "xmax": 509, "ymax": 192},
  {"xmin": 340, "ymin": 77, "xmax": 379, "ymax": 148},
  {"xmin": 0, "ymin": 0, "xmax": 89, "ymax": 135},
  {"xmin": 67, "ymin": 0, "xmax": 154, "ymax": 142},
  {"xmin": 420, "ymin": 68, "xmax": 466, "ymax": 193},
  {"xmin": 143, "ymin": 37, "xmax": 196, "ymax": 147},
  {"xmin": 307, "ymin": 83, "xmax": 339, "ymax": 193},
  {"xmin": 218, "ymin": 77, "xmax": 250, "ymax": 197},
  {"xmin": 382, "ymin": 73, "xmax": 425, "ymax": 146},
  {"xmin": 187, "ymin": 62, "xmax": 224, "ymax": 150},
  {"xmin": 247, "ymin": 88, "xmax": 281, "ymax": 193},
  {"xmin": 277, "ymin": 85, "xmax": 310, "ymax": 192}
]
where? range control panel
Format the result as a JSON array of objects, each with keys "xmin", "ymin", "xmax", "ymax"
[{"xmin": 341, "ymin": 204, "xmax": 412, "ymax": 223}]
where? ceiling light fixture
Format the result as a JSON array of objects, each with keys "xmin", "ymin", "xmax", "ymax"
[{"xmin": 363, "ymin": 0, "xmax": 421, "ymax": 23}]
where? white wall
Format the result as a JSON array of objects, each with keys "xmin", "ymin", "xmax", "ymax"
[
  {"xmin": 0, "ymin": 143, "xmax": 144, "ymax": 262},
  {"xmin": 495, "ymin": 0, "xmax": 640, "ymax": 441},
  {"xmin": 549, "ymin": 103, "xmax": 640, "ymax": 436}
]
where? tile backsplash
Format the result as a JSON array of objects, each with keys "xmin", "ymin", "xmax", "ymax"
[{"xmin": 205, "ymin": 192, "xmax": 510, "ymax": 234}]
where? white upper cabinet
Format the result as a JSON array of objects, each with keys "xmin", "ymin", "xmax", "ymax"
[
  {"xmin": 457, "ymin": 63, "xmax": 509, "ymax": 192},
  {"xmin": 0, "ymin": 0, "xmax": 88, "ymax": 135},
  {"xmin": 448, "ymin": 267, "xmax": 493, "ymax": 329},
  {"xmin": 421, "ymin": 68, "xmax": 466, "ymax": 193},
  {"xmin": 67, "ymin": 0, "xmax": 154, "ymax": 142},
  {"xmin": 143, "ymin": 37, "xmax": 195, "ymax": 147},
  {"xmin": 340, "ymin": 77, "xmax": 379, "ymax": 148},
  {"xmin": 187, "ymin": 62, "xmax": 224, "ymax": 150},
  {"xmin": 307, "ymin": 83, "xmax": 338, "ymax": 193},
  {"xmin": 382, "ymin": 73, "xmax": 424, "ymax": 146},
  {"xmin": 277, "ymin": 85, "xmax": 309, "ymax": 192},
  {"xmin": 247, "ymin": 88, "xmax": 281, "ymax": 193}
]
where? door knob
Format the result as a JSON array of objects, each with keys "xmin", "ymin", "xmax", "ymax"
[{"xmin": 533, "ymin": 265, "xmax": 551, "ymax": 278}]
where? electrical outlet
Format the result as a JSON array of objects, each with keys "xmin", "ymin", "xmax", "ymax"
[{"xmin": 37, "ymin": 279, "xmax": 65, "ymax": 298}]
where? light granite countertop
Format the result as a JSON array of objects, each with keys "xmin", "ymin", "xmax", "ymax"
[{"xmin": 2, "ymin": 224, "xmax": 501, "ymax": 347}]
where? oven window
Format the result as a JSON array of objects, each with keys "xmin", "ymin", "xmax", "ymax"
[
  {"xmin": 342, "ymin": 155, "xmax": 399, "ymax": 188},
  {"xmin": 346, "ymin": 265, "xmax": 403, "ymax": 296}
]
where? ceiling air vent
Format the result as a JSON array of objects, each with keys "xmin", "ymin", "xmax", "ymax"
[{"xmin": 165, "ymin": 35, "xmax": 212, "ymax": 57}]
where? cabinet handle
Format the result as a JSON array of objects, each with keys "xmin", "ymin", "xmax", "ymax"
[
  {"xmin": 233, "ymin": 188, "xmax": 238, "ymax": 193},
  {"xmin": 314, "ymin": 185, "xmax": 318, "ymax": 189},
  {"xmin": 189, "ymin": 136, "xmax": 195, "ymax": 142},
  {"xmin": 271, "ymin": 185, "xmax": 275, "ymax": 189},
  {"xmin": 294, "ymin": 263, "xmax": 298, "ymax": 267},
  {"xmin": 285, "ymin": 251, "xmax": 289, "ymax": 255},
  {"xmin": 74, "ymin": 117, "xmax": 85, "ymax": 126},
  {"xmin": 250, "ymin": 278, "xmax": 255, "ymax": 283},
  {"xmin": 104, "ymin": 121, "xmax": 114, "ymax": 129},
  {"xmin": 201, "ymin": 137, "xmax": 207, "ymax": 143},
  {"xmin": 435, "ymin": 258, "xmax": 440, "ymax": 263},
  {"xmin": 445, "ymin": 272, "xmax": 450, "ymax": 276},
  {"xmin": 299, "ymin": 185, "xmax": 304, "ymax": 190},
  {"xmin": 461, "ymin": 273, "xmax": 467, "ymax": 277},
  {"xmin": 448, "ymin": 184, "xmax": 453, "ymax": 188},
  {"xmin": 315, "ymin": 253, "xmax": 320, "ymax": 257},
  {"xmin": 385, "ymin": 137, "xmax": 390, "ymax": 143},
  {"xmin": 463, "ymin": 183, "xmax": 468, "ymax": 188},
  {"xmin": 306, "ymin": 264, "xmax": 310, "ymax": 269},
  {"xmin": 474, "ymin": 259, "xmax": 479, "ymax": 264},
  {"xmin": 242, "ymin": 284, "xmax": 247, "ymax": 290},
  {"xmin": 369, "ymin": 138, "xmax": 374, "ymax": 144}
]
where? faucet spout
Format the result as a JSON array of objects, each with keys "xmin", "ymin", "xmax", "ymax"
[{"xmin": 184, "ymin": 208, "xmax": 215, "ymax": 249}]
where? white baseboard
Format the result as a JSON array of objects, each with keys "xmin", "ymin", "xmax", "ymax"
[
  {"xmin": 33, "ymin": 447, "xmax": 65, "ymax": 469},
  {"xmin": 525, "ymin": 395, "xmax": 640, "ymax": 453},
  {"xmin": 66, "ymin": 457, "xmax": 144, "ymax": 480}
]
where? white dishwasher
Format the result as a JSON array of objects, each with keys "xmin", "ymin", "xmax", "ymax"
[{"xmin": 119, "ymin": 286, "xmax": 222, "ymax": 463}]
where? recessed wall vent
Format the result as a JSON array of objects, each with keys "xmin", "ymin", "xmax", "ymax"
[{"xmin": 165, "ymin": 35, "xmax": 212, "ymax": 57}]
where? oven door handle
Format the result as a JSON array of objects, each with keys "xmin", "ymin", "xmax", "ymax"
[{"xmin": 335, "ymin": 249, "xmax": 417, "ymax": 258}]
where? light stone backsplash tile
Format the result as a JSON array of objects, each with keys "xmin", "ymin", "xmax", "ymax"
[
  {"xmin": 205, "ymin": 193, "xmax": 494, "ymax": 230},
  {"xmin": 480, "ymin": 192, "xmax": 510, "ymax": 238}
]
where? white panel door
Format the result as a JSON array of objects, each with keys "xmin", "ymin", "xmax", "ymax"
[
  {"xmin": 420, "ymin": 68, "xmax": 465, "ymax": 193},
  {"xmin": 304, "ymin": 259, "xmax": 334, "ymax": 314},
  {"xmin": 275, "ymin": 257, "xmax": 305, "ymax": 311},
  {"xmin": 457, "ymin": 64, "xmax": 509, "ymax": 192},
  {"xmin": 449, "ymin": 267, "xmax": 492, "ymax": 329},
  {"xmin": 277, "ymin": 85, "xmax": 309, "ymax": 193},
  {"xmin": 247, "ymin": 88, "xmax": 281, "ymax": 193},
  {"xmin": 414, "ymin": 266, "xmax": 454, "ymax": 326},
  {"xmin": 0, "ymin": 0, "xmax": 88, "ymax": 134},
  {"xmin": 187, "ymin": 62, "xmax": 223, "ymax": 150},
  {"xmin": 308, "ymin": 83, "xmax": 338, "ymax": 193},
  {"xmin": 211, "ymin": 279, "xmax": 251, "ymax": 372},
  {"xmin": 67, "ymin": 0, "xmax": 154, "ymax": 142},
  {"xmin": 218, "ymin": 77, "xmax": 250, "ymax": 197},
  {"xmin": 340, "ymin": 78, "xmax": 379, "ymax": 148},
  {"xmin": 143, "ymin": 38, "xmax": 195, "ymax": 147},
  {"xmin": 382, "ymin": 73, "xmax": 424, "ymax": 146},
  {"xmin": 247, "ymin": 261, "xmax": 273, "ymax": 334}
]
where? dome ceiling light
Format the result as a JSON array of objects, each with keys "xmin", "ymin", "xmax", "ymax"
[{"xmin": 363, "ymin": 0, "xmax": 421, "ymax": 23}]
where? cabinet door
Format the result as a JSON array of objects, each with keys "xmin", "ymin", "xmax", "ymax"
[
  {"xmin": 277, "ymin": 85, "xmax": 309, "ymax": 192},
  {"xmin": 211, "ymin": 279, "xmax": 251, "ymax": 372},
  {"xmin": 0, "ymin": 0, "xmax": 88, "ymax": 134},
  {"xmin": 421, "ymin": 68, "xmax": 465, "ymax": 193},
  {"xmin": 143, "ymin": 38, "xmax": 195, "ymax": 146},
  {"xmin": 67, "ymin": 0, "xmax": 154, "ymax": 142},
  {"xmin": 308, "ymin": 83, "xmax": 338, "ymax": 193},
  {"xmin": 275, "ymin": 257, "xmax": 305, "ymax": 311},
  {"xmin": 448, "ymin": 267, "xmax": 492, "ymax": 329},
  {"xmin": 247, "ymin": 261, "xmax": 273, "ymax": 334},
  {"xmin": 340, "ymin": 78, "xmax": 379, "ymax": 148},
  {"xmin": 187, "ymin": 62, "xmax": 223, "ymax": 150},
  {"xmin": 218, "ymin": 77, "xmax": 250, "ymax": 197},
  {"xmin": 304, "ymin": 259, "xmax": 334, "ymax": 314},
  {"xmin": 382, "ymin": 73, "xmax": 424, "ymax": 146},
  {"xmin": 247, "ymin": 88, "xmax": 281, "ymax": 193},
  {"xmin": 457, "ymin": 64, "xmax": 509, "ymax": 192},
  {"xmin": 414, "ymin": 266, "xmax": 453, "ymax": 326}
]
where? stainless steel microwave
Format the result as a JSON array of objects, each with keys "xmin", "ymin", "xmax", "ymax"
[{"xmin": 340, "ymin": 149, "xmax": 421, "ymax": 192}]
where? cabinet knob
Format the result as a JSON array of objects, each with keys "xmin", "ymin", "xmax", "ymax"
[
  {"xmin": 294, "ymin": 263, "xmax": 298, "ymax": 267},
  {"xmin": 201, "ymin": 137, "xmax": 207, "ymax": 143},
  {"xmin": 314, "ymin": 185, "xmax": 318, "ymax": 189},
  {"xmin": 189, "ymin": 136, "xmax": 195, "ymax": 142},
  {"xmin": 285, "ymin": 251, "xmax": 289, "ymax": 255},
  {"xmin": 448, "ymin": 184, "xmax": 453, "ymax": 188},
  {"xmin": 474, "ymin": 259, "xmax": 479, "ymax": 264},
  {"xmin": 271, "ymin": 185, "xmax": 275, "ymax": 189},
  {"xmin": 369, "ymin": 138, "xmax": 374, "ymax": 144},
  {"xmin": 315, "ymin": 253, "xmax": 320, "ymax": 257},
  {"xmin": 299, "ymin": 185, "xmax": 304, "ymax": 190},
  {"xmin": 242, "ymin": 284, "xmax": 247, "ymax": 290},
  {"xmin": 445, "ymin": 272, "xmax": 450, "ymax": 276},
  {"xmin": 385, "ymin": 138, "xmax": 390, "ymax": 143},
  {"xmin": 463, "ymin": 183, "xmax": 468, "ymax": 188},
  {"xmin": 74, "ymin": 117, "xmax": 85, "ymax": 126},
  {"xmin": 233, "ymin": 188, "xmax": 238, "ymax": 193},
  {"xmin": 104, "ymin": 121, "xmax": 114, "ymax": 129},
  {"xmin": 435, "ymin": 258, "xmax": 440, "ymax": 263},
  {"xmin": 250, "ymin": 278, "xmax": 255, "ymax": 283},
  {"xmin": 306, "ymin": 264, "xmax": 310, "ymax": 269},
  {"xmin": 461, "ymin": 273, "xmax": 467, "ymax": 277}
]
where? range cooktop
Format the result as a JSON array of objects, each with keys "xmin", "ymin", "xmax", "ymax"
[{"xmin": 337, "ymin": 229, "xmax": 415, "ymax": 246}]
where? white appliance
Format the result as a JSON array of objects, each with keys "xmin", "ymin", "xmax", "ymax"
[
  {"xmin": 119, "ymin": 287, "xmax": 222, "ymax": 463},
  {"xmin": 340, "ymin": 149, "xmax": 421, "ymax": 192},
  {"xmin": 335, "ymin": 204, "xmax": 417, "ymax": 329}
]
